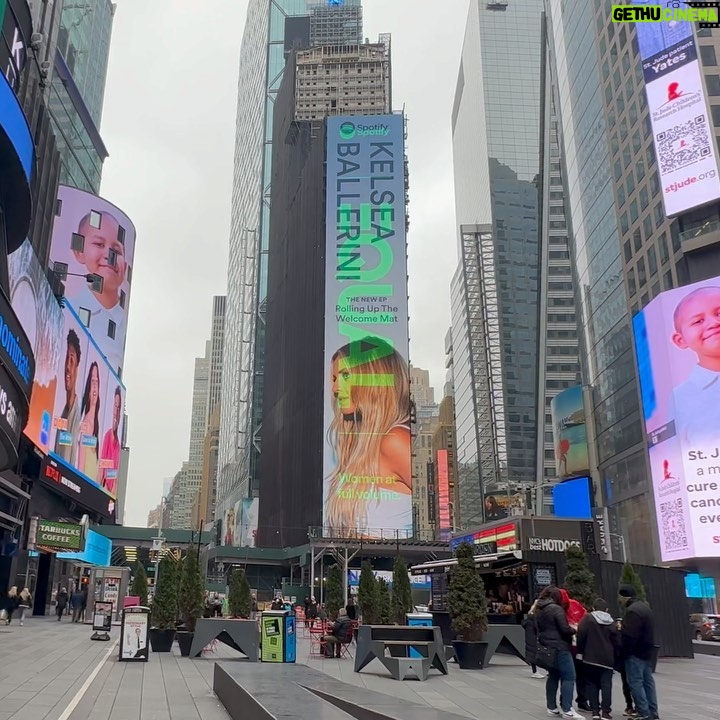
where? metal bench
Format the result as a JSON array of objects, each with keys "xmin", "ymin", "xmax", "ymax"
[{"xmin": 354, "ymin": 624, "xmax": 448, "ymax": 680}]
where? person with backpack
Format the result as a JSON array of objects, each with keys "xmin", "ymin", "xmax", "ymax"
[
  {"xmin": 522, "ymin": 599, "xmax": 545, "ymax": 678},
  {"xmin": 577, "ymin": 598, "xmax": 620, "ymax": 720}
]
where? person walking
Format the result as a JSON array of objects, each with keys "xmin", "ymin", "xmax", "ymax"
[
  {"xmin": 522, "ymin": 599, "xmax": 545, "ymax": 678},
  {"xmin": 3, "ymin": 586, "xmax": 19, "ymax": 625},
  {"xmin": 306, "ymin": 596, "xmax": 318, "ymax": 628},
  {"xmin": 535, "ymin": 586, "xmax": 582, "ymax": 719},
  {"xmin": 70, "ymin": 587, "xmax": 84, "ymax": 622},
  {"xmin": 18, "ymin": 587, "xmax": 32, "ymax": 626},
  {"xmin": 577, "ymin": 598, "xmax": 619, "ymax": 720},
  {"xmin": 56, "ymin": 587, "xmax": 68, "ymax": 620},
  {"xmin": 618, "ymin": 585, "xmax": 658, "ymax": 720}
]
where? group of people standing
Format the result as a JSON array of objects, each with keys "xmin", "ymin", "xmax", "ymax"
[
  {"xmin": 0, "ymin": 586, "xmax": 33, "ymax": 625},
  {"xmin": 54, "ymin": 585, "xmax": 88, "ymax": 622},
  {"xmin": 523, "ymin": 584, "xmax": 658, "ymax": 720}
]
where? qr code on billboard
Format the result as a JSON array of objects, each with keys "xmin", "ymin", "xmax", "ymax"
[
  {"xmin": 656, "ymin": 116, "xmax": 712, "ymax": 175},
  {"xmin": 660, "ymin": 498, "xmax": 689, "ymax": 552}
]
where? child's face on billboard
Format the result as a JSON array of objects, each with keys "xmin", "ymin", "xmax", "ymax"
[
  {"xmin": 74, "ymin": 215, "xmax": 127, "ymax": 296},
  {"xmin": 672, "ymin": 288, "xmax": 720, "ymax": 358}
]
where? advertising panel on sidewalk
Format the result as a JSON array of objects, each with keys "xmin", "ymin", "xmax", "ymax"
[
  {"xmin": 322, "ymin": 114, "xmax": 411, "ymax": 540},
  {"xmin": 633, "ymin": 275, "xmax": 720, "ymax": 560},
  {"xmin": 119, "ymin": 606, "xmax": 149, "ymax": 661}
]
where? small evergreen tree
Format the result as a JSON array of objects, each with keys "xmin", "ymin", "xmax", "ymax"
[
  {"xmin": 564, "ymin": 545, "xmax": 596, "ymax": 610},
  {"xmin": 391, "ymin": 555, "xmax": 413, "ymax": 624},
  {"xmin": 619, "ymin": 562, "xmax": 647, "ymax": 603},
  {"xmin": 178, "ymin": 549, "xmax": 204, "ymax": 632},
  {"xmin": 131, "ymin": 562, "xmax": 148, "ymax": 607},
  {"xmin": 447, "ymin": 542, "xmax": 487, "ymax": 641},
  {"xmin": 357, "ymin": 561, "xmax": 380, "ymax": 624},
  {"xmin": 325, "ymin": 564, "xmax": 344, "ymax": 620},
  {"xmin": 152, "ymin": 556, "xmax": 179, "ymax": 629},
  {"xmin": 228, "ymin": 568, "xmax": 252, "ymax": 618},
  {"xmin": 377, "ymin": 578, "xmax": 392, "ymax": 624}
]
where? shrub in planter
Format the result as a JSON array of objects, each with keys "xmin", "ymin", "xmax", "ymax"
[
  {"xmin": 357, "ymin": 560, "xmax": 380, "ymax": 624},
  {"xmin": 391, "ymin": 555, "xmax": 413, "ymax": 625},
  {"xmin": 177, "ymin": 549, "xmax": 204, "ymax": 656},
  {"xmin": 563, "ymin": 544, "xmax": 596, "ymax": 610},
  {"xmin": 150, "ymin": 556, "xmax": 179, "ymax": 652},
  {"xmin": 377, "ymin": 578, "xmax": 392, "ymax": 625},
  {"xmin": 131, "ymin": 562, "xmax": 148, "ymax": 607},
  {"xmin": 325, "ymin": 564, "xmax": 344, "ymax": 620},
  {"xmin": 448, "ymin": 542, "xmax": 488, "ymax": 669},
  {"xmin": 228, "ymin": 568, "xmax": 252, "ymax": 619}
]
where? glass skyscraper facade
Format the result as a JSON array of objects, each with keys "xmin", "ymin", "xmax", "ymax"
[
  {"xmin": 48, "ymin": 0, "xmax": 115, "ymax": 194},
  {"xmin": 218, "ymin": 0, "xmax": 363, "ymax": 525},
  {"xmin": 545, "ymin": 0, "xmax": 720, "ymax": 564},
  {"xmin": 450, "ymin": 0, "xmax": 579, "ymax": 529}
]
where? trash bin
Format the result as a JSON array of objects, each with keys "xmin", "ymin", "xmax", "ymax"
[
  {"xmin": 260, "ymin": 610, "xmax": 296, "ymax": 663},
  {"xmin": 406, "ymin": 612, "xmax": 433, "ymax": 658},
  {"xmin": 119, "ymin": 606, "xmax": 150, "ymax": 662}
]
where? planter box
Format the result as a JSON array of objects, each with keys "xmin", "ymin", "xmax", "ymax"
[
  {"xmin": 149, "ymin": 628, "xmax": 176, "ymax": 652},
  {"xmin": 177, "ymin": 631, "xmax": 194, "ymax": 657}
]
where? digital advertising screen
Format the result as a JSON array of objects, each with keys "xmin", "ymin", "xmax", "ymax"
[
  {"xmin": 240, "ymin": 497, "xmax": 258, "ymax": 547},
  {"xmin": 437, "ymin": 450, "xmax": 452, "ymax": 541},
  {"xmin": 633, "ymin": 0, "xmax": 720, "ymax": 217},
  {"xmin": 9, "ymin": 240, "xmax": 64, "ymax": 454},
  {"xmin": 49, "ymin": 186, "xmax": 136, "ymax": 376},
  {"xmin": 47, "ymin": 301, "xmax": 125, "ymax": 503},
  {"xmin": 550, "ymin": 385, "xmax": 590, "ymax": 480},
  {"xmin": 322, "ymin": 115, "xmax": 411, "ymax": 539},
  {"xmin": 632, "ymin": 276, "xmax": 720, "ymax": 560}
]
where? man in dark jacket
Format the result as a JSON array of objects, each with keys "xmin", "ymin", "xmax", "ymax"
[
  {"xmin": 322, "ymin": 608, "xmax": 353, "ymax": 658},
  {"xmin": 618, "ymin": 585, "xmax": 658, "ymax": 720},
  {"xmin": 577, "ymin": 598, "xmax": 619, "ymax": 720}
]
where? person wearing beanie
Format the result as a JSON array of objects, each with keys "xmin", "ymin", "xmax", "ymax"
[{"xmin": 618, "ymin": 585, "xmax": 658, "ymax": 720}]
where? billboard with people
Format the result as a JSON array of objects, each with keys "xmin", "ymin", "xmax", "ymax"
[
  {"xmin": 322, "ymin": 115, "xmax": 411, "ymax": 539},
  {"xmin": 633, "ymin": 276, "xmax": 720, "ymax": 560},
  {"xmin": 49, "ymin": 185, "xmax": 136, "ymax": 376},
  {"xmin": 550, "ymin": 385, "xmax": 590, "ymax": 480}
]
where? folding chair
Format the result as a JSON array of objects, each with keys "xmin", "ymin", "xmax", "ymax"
[{"xmin": 338, "ymin": 627, "xmax": 355, "ymax": 659}]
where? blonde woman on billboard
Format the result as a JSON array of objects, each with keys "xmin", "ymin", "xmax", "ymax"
[
  {"xmin": 77, "ymin": 361, "xmax": 101, "ymax": 481},
  {"xmin": 325, "ymin": 337, "xmax": 412, "ymax": 538}
]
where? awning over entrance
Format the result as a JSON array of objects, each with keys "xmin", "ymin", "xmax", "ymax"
[{"xmin": 410, "ymin": 550, "xmax": 523, "ymax": 575}]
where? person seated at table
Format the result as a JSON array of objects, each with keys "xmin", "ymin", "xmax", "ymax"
[{"xmin": 322, "ymin": 608, "xmax": 353, "ymax": 658}]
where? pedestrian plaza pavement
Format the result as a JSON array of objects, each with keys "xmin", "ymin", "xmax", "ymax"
[{"xmin": 1, "ymin": 616, "xmax": 719, "ymax": 720}]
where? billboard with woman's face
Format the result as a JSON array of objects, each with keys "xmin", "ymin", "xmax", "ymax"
[
  {"xmin": 322, "ymin": 115, "xmax": 411, "ymax": 539},
  {"xmin": 49, "ymin": 186, "xmax": 136, "ymax": 377}
]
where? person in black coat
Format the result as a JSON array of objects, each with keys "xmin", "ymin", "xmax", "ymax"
[
  {"xmin": 522, "ymin": 600, "xmax": 544, "ymax": 678},
  {"xmin": 618, "ymin": 585, "xmax": 658, "ymax": 720},
  {"xmin": 535, "ymin": 586, "xmax": 580, "ymax": 718}
]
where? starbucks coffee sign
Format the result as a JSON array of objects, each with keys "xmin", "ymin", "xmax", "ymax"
[{"xmin": 37, "ymin": 519, "xmax": 84, "ymax": 552}]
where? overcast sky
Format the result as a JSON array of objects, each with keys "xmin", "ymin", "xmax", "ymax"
[{"xmin": 99, "ymin": 0, "xmax": 469, "ymax": 527}]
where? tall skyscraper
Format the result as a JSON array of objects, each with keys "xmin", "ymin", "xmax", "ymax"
[
  {"xmin": 545, "ymin": 2, "xmax": 720, "ymax": 564},
  {"xmin": 449, "ymin": 0, "xmax": 579, "ymax": 528},
  {"xmin": 48, "ymin": 0, "xmax": 115, "ymax": 194},
  {"xmin": 256, "ymin": 17, "xmax": 402, "ymax": 546},
  {"xmin": 218, "ymin": 0, "xmax": 364, "ymax": 527}
]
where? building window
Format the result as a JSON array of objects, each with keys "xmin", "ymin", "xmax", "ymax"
[
  {"xmin": 55, "ymin": 199, "xmax": 63, "ymax": 216},
  {"xmin": 633, "ymin": 228, "xmax": 642, "ymax": 252},
  {"xmin": 630, "ymin": 200, "xmax": 639, "ymax": 223},
  {"xmin": 79, "ymin": 307, "xmax": 91, "ymax": 327},
  {"xmin": 713, "ymin": 105, "xmax": 720, "ymax": 127},
  {"xmin": 107, "ymin": 248, "xmax": 117, "ymax": 268},
  {"xmin": 119, "ymin": 289, "xmax": 126, "ymax": 309},
  {"xmin": 89, "ymin": 211, "xmax": 102, "ymax": 229},
  {"xmin": 108, "ymin": 319, "xmax": 116, "ymax": 339},
  {"xmin": 648, "ymin": 245, "xmax": 658, "ymax": 275},
  {"xmin": 624, "ymin": 240, "xmax": 632, "ymax": 262},
  {"xmin": 639, "ymin": 186, "xmax": 649, "ymax": 211},
  {"xmin": 620, "ymin": 212, "xmax": 629, "ymax": 234},
  {"xmin": 701, "ymin": 46, "xmax": 718, "ymax": 67},
  {"xmin": 658, "ymin": 232, "xmax": 669, "ymax": 264},
  {"xmin": 628, "ymin": 268, "xmax": 637, "ymax": 296},
  {"xmin": 706, "ymin": 75, "xmax": 720, "ymax": 96},
  {"xmin": 664, "ymin": 270, "xmax": 673, "ymax": 290},
  {"xmin": 638, "ymin": 257, "xmax": 647, "ymax": 287},
  {"xmin": 71, "ymin": 233, "xmax": 85, "ymax": 252},
  {"xmin": 654, "ymin": 203, "xmax": 664, "ymax": 229},
  {"xmin": 643, "ymin": 214, "xmax": 653, "ymax": 240}
]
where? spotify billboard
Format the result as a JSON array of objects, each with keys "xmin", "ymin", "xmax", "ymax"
[{"xmin": 322, "ymin": 114, "xmax": 412, "ymax": 540}]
